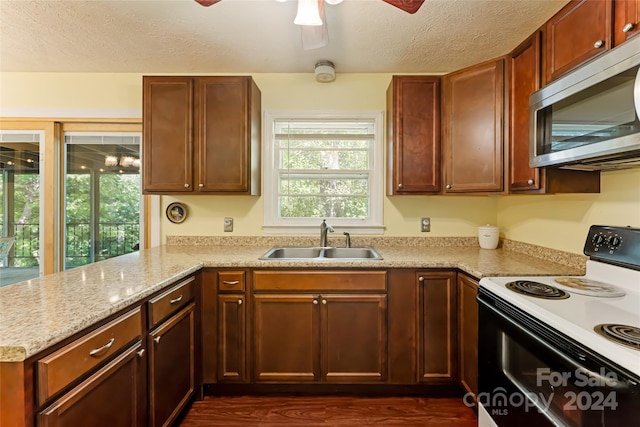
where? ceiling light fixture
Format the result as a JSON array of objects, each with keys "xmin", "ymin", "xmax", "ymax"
[
  {"xmin": 294, "ymin": 0, "xmax": 323, "ymax": 26},
  {"xmin": 324, "ymin": 0, "xmax": 344, "ymax": 4},
  {"xmin": 315, "ymin": 60, "xmax": 336, "ymax": 82},
  {"xmin": 105, "ymin": 155, "xmax": 118, "ymax": 167}
]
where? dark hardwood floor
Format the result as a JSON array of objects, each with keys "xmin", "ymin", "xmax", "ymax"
[{"xmin": 179, "ymin": 396, "xmax": 477, "ymax": 426}]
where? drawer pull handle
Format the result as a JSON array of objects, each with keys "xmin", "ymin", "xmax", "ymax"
[
  {"xmin": 169, "ymin": 295, "xmax": 183, "ymax": 304},
  {"xmin": 223, "ymin": 281, "xmax": 240, "ymax": 286},
  {"xmin": 154, "ymin": 336, "xmax": 161, "ymax": 344},
  {"xmin": 89, "ymin": 338, "xmax": 115, "ymax": 357}
]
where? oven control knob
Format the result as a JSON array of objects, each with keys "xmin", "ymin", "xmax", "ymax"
[
  {"xmin": 608, "ymin": 236, "xmax": 622, "ymax": 248},
  {"xmin": 592, "ymin": 234, "xmax": 606, "ymax": 245}
]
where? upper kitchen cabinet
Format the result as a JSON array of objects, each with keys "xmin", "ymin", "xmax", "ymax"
[
  {"xmin": 142, "ymin": 76, "xmax": 261, "ymax": 195},
  {"xmin": 442, "ymin": 58, "xmax": 505, "ymax": 194},
  {"xmin": 614, "ymin": 0, "xmax": 640, "ymax": 46},
  {"xmin": 508, "ymin": 32, "xmax": 601, "ymax": 194},
  {"xmin": 545, "ymin": 0, "xmax": 612, "ymax": 83},
  {"xmin": 386, "ymin": 76, "xmax": 441, "ymax": 195}
]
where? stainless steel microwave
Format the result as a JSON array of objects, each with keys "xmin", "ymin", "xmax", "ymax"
[{"xmin": 530, "ymin": 36, "xmax": 640, "ymax": 171}]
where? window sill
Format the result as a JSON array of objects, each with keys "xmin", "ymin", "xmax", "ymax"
[{"xmin": 262, "ymin": 225, "xmax": 385, "ymax": 235}]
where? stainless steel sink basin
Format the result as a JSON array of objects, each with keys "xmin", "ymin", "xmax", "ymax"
[
  {"xmin": 259, "ymin": 246, "xmax": 382, "ymax": 260},
  {"xmin": 322, "ymin": 247, "xmax": 382, "ymax": 259},
  {"xmin": 260, "ymin": 247, "xmax": 323, "ymax": 259}
]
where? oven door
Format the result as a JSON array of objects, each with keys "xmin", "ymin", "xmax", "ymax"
[{"xmin": 478, "ymin": 288, "xmax": 640, "ymax": 427}]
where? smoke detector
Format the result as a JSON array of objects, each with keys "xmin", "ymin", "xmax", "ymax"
[{"xmin": 315, "ymin": 60, "xmax": 336, "ymax": 82}]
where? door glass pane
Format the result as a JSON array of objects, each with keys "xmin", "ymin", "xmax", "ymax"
[
  {"xmin": 64, "ymin": 133, "xmax": 141, "ymax": 269},
  {"xmin": 0, "ymin": 132, "xmax": 42, "ymax": 287}
]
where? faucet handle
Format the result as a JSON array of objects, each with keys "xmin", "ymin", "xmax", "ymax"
[{"xmin": 343, "ymin": 232, "xmax": 351, "ymax": 248}]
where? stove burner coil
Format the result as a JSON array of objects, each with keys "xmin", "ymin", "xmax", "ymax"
[
  {"xmin": 594, "ymin": 324, "xmax": 640, "ymax": 350},
  {"xmin": 505, "ymin": 280, "xmax": 570, "ymax": 299}
]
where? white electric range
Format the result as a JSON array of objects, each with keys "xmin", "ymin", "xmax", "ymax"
[{"xmin": 477, "ymin": 225, "xmax": 640, "ymax": 427}]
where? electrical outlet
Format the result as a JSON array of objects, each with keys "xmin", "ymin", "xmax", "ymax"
[
  {"xmin": 421, "ymin": 217, "xmax": 430, "ymax": 232},
  {"xmin": 224, "ymin": 217, "xmax": 233, "ymax": 232}
]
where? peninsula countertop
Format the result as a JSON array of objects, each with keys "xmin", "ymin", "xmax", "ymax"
[{"xmin": 0, "ymin": 238, "xmax": 587, "ymax": 362}]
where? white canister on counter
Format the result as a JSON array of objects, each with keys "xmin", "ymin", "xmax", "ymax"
[{"xmin": 478, "ymin": 224, "xmax": 500, "ymax": 249}]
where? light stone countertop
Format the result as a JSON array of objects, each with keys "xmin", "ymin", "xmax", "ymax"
[{"xmin": 0, "ymin": 240, "xmax": 586, "ymax": 362}]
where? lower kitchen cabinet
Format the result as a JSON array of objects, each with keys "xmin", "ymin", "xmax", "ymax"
[
  {"xmin": 37, "ymin": 342, "xmax": 146, "ymax": 427},
  {"xmin": 252, "ymin": 293, "xmax": 387, "ymax": 383},
  {"xmin": 253, "ymin": 294, "xmax": 319, "ymax": 382},
  {"xmin": 148, "ymin": 303, "xmax": 196, "ymax": 427},
  {"xmin": 417, "ymin": 271, "xmax": 457, "ymax": 384},
  {"xmin": 252, "ymin": 270, "xmax": 388, "ymax": 384},
  {"xmin": 217, "ymin": 294, "xmax": 247, "ymax": 382},
  {"xmin": 458, "ymin": 273, "xmax": 479, "ymax": 402}
]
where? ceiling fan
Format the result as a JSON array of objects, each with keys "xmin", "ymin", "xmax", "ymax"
[{"xmin": 194, "ymin": 0, "xmax": 425, "ymax": 50}]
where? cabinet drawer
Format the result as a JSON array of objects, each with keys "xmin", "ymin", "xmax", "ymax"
[
  {"xmin": 218, "ymin": 271, "xmax": 245, "ymax": 292},
  {"xmin": 37, "ymin": 307, "xmax": 142, "ymax": 405},
  {"xmin": 148, "ymin": 275, "xmax": 196, "ymax": 327},
  {"xmin": 253, "ymin": 271, "xmax": 387, "ymax": 292}
]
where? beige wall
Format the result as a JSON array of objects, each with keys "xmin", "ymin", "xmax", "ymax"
[
  {"xmin": 2, "ymin": 72, "xmax": 638, "ymax": 254},
  {"xmin": 498, "ymin": 169, "xmax": 640, "ymax": 254}
]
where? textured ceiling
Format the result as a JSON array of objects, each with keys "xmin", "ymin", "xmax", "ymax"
[{"xmin": 0, "ymin": 0, "xmax": 569, "ymax": 74}]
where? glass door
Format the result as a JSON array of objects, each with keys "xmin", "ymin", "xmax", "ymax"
[
  {"xmin": 0, "ymin": 131, "xmax": 43, "ymax": 287},
  {"xmin": 64, "ymin": 132, "xmax": 141, "ymax": 269}
]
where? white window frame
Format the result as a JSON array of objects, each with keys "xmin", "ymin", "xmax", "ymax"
[{"xmin": 263, "ymin": 110, "xmax": 384, "ymax": 235}]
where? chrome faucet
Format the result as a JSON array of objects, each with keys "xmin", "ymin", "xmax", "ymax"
[{"xmin": 320, "ymin": 219, "xmax": 334, "ymax": 247}]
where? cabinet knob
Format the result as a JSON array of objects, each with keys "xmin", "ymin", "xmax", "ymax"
[
  {"xmin": 418, "ymin": 276, "xmax": 424, "ymax": 283},
  {"xmin": 527, "ymin": 179, "xmax": 534, "ymax": 185},
  {"xmin": 184, "ymin": 183, "xmax": 190, "ymax": 188},
  {"xmin": 322, "ymin": 299, "xmax": 327, "ymax": 305},
  {"xmin": 398, "ymin": 183, "xmax": 403, "ymax": 189},
  {"xmin": 313, "ymin": 299, "xmax": 319, "ymax": 305},
  {"xmin": 199, "ymin": 183, "xmax": 204, "ymax": 188},
  {"xmin": 445, "ymin": 184, "xmax": 452, "ymax": 190},
  {"xmin": 623, "ymin": 22, "xmax": 635, "ymax": 33},
  {"xmin": 593, "ymin": 40, "xmax": 604, "ymax": 49},
  {"xmin": 137, "ymin": 349, "xmax": 145, "ymax": 358},
  {"xmin": 238, "ymin": 299, "xmax": 243, "ymax": 305},
  {"xmin": 154, "ymin": 336, "xmax": 161, "ymax": 344}
]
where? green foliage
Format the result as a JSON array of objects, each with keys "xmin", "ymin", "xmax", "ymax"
[{"xmin": 277, "ymin": 139, "xmax": 371, "ymax": 220}]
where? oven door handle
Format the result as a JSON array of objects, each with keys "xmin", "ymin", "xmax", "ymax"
[{"xmin": 478, "ymin": 296, "xmax": 632, "ymax": 386}]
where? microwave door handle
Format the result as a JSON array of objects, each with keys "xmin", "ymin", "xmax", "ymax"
[{"xmin": 635, "ymin": 65, "xmax": 640, "ymax": 119}]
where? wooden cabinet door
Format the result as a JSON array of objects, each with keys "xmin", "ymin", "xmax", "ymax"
[
  {"xmin": 253, "ymin": 294, "xmax": 320, "ymax": 382},
  {"xmin": 509, "ymin": 32, "xmax": 543, "ymax": 192},
  {"xmin": 508, "ymin": 33, "xmax": 601, "ymax": 195},
  {"xmin": 417, "ymin": 271, "xmax": 457, "ymax": 384},
  {"xmin": 217, "ymin": 294, "xmax": 246, "ymax": 382},
  {"xmin": 545, "ymin": 0, "xmax": 612, "ymax": 82},
  {"xmin": 321, "ymin": 294, "xmax": 387, "ymax": 383},
  {"xmin": 38, "ymin": 342, "xmax": 146, "ymax": 427},
  {"xmin": 148, "ymin": 303, "xmax": 195, "ymax": 427},
  {"xmin": 458, "ymin": 274, "xmax": 479, "ymax": 402},
  {"xmin": 142, "ymin": 76, "xmax": 194, "ymax": 193},
  {"xmin": 386, "ymin": 76, "xmax": 441, "ymax": 194},
  {"xmin": 197, "ymin": 76, "xmax": 261, "ymax": 194},
  {"xmin": 442, "ymin": 58, "xmax": 505, "ymax": 193},
  {"xmin": 614, "ymin": 0, "xmax": 640, "ymax": 45}
]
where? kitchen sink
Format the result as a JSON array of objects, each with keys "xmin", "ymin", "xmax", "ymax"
[{"xmin": 259, "ymin": 246, "xmax": 382, "ymax": 260}]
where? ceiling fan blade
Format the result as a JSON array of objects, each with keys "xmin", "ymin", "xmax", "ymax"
[
  {"xmin": 382, "ymin": 0, "xmax": 425, "ymax": 14},
  {"xmin": 301, "ymin": 0, "xmax": 329, "ymax": 50},
  {"xmin": 194, "ymin": 0, "xmax": 222, "ymax": 6}
]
